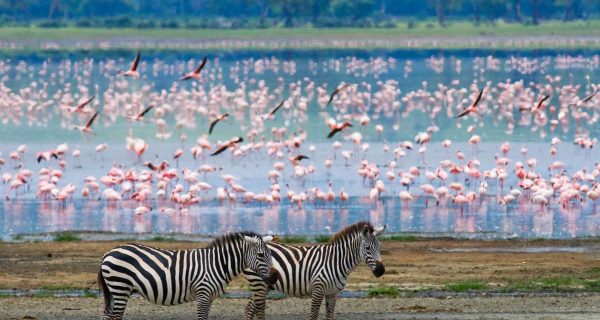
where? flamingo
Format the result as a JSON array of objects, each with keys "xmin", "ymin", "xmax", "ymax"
[
  {"xmin": 74, "ymin": 111, "xmax": 99, "ymax": 134},
  {"xmin": 118, "ymin": 50, "xmax": 141, "ymax": 78},
  {"xmin": 455, "ymin": 88, "xmax": 484, "ymax": 118},
  {"xmin": 208, "ymin": 113, "xmax": 230, "ymax": 135},
  {"xmin": 178, "ymin": 56, "xmax": 208, "ymax": 81},
  {"xmin": 210, "ymin": 137, "xmax": 243, "ymax": 156},
  {"xmin": 327, "ymin": 122, "xmax": 353, "ymax": 139},
  {"xmin": 327, "ymin": 83, "xmax": 351, "ymax": 106}
]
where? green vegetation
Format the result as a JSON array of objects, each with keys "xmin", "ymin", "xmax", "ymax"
[
  {"xmin": 503, "ymin": 277, "xmax": 600, "ymax": 293},
  {"xmin": 53, "ymin": 232, "xmax": 81, "ymax": 242},
  {"xmin": 3, "ymin": 20, "xmax": 600, "ymax": 39},
  {"xmin": 444, "ymin": 280, "xmax": 488, "ymax": 292},
  {"xmin": 40, "ymin": 284, "xmax": 79, "ymax": 291},
  {"xmin": 314, "ymin": 235, "xmax": 332, "ymax": 243},
  {"xmin": 1, "ymin": 19, "xmax": 599, "ymax": 50},
  {"xmin": 382, "ymin": 235, "xmax": 420, "ymax": 242},
  {"xmin": 367, "ymin": 286, "xmax": 400, "ymax": 298},
  {"xmin": 83, "ymin": 289, "xmax": 97, "ymax": 298},
  {"xmin": 151, "ymin": 236, "xmax": 176, "ymax": 242},
  {"xmin": 12, "ymin": 234, "xmax": 23, "ymax": 241},
  {"xmin": 281, "ymin": 236, "xmax": 308, "ymax": 244},
  {"xmin": 587, "ymin": 267, "xmax": 600, "ymax": 274}
]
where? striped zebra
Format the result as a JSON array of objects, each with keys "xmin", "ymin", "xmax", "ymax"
[
  {"xmin": 244, "ymin": 221, "xmax": 386, "ymax": 320},
  {"xmin": 98, "ymin": 232, "xmax": 277, "ymax": 320}
]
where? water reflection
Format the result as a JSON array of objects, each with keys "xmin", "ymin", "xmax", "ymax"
[{"xmin": 2, "ymin": 197, "xmax": 600, "ymax": 240}]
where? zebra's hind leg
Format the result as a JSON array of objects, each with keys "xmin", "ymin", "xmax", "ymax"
[
  {"xmin": 325, "ymin": 294, "xmax": 337, "ymax": 320},
  {"xmin": 195, "ymin": 291, "xmax": 214, "ymax": 320},
  {"xmin": 103, "ymin": 290, "xmax": 131, "ymax": 320},
  {"xmin": 309, "ymin": 283, "xmax": 325, "ymax": 320},
  {"xmin": 246, "ymin": 281, "xmax": 269, "ymax": 320}
]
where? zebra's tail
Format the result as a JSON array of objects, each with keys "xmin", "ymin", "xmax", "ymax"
[{"xmin": 98, "ymin": 268, "xmax": 111, "ymax": 311}]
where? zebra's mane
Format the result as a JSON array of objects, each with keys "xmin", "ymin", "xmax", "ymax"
[
  {"xmin": 329, "ymin": 221, "xmax": 373, "ymax": 244},
  {"xmin": 207, "ymin": 231, "xmax": 260, "ymax": 249}
]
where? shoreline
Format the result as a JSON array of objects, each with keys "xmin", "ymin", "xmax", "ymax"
[
  {"xmin": 3, "ymin": 35, "xmax": 600, "ymax": 51},
  {"xmin": 6, "ymin": 230, "xmax": 600, "ymax": 243}
]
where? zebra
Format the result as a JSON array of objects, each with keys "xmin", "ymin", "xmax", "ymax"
[
  {"xmin": 98, "ymin": 232, "xmax": 277, "ymax": 320},
  {"xmin": 243, "ymin": 221, "xmax": 386, "ymax": 320}
]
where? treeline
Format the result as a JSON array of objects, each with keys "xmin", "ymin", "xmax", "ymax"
[{"xmin": 2, "ymin": 0, "xmax": 599, "ymax": 28}]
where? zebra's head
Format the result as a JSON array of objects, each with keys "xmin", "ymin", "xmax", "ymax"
[
  {"xmin": 242, "ymin": 234, "xmax": 277, "ymax": 283},
  {"xmin": 360, "ymin": 224, "xmax": 386, "ymax": 278}
]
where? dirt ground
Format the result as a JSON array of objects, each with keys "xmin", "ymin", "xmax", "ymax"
[
  {"xmin": 3, "ymin": 295, "xmax": 600, "ymax": 320},
  {"xmin": 2, "ymin": 239, "xmax": 600, "ymax": 319},
  {"xmin": 1, "ymin": 239, "xmax": 600, "ymax": 291}
]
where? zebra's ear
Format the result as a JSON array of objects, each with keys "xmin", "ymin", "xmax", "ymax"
[
  {"xmin": 362, "ymin": 225, "xmax": 371, "ymax": 236},
  {"xmin": 373, "ymin": 225, "xmax": 386, "ymax": 236},
  {"xmin": 243, "ymin": 235, "xmax": 259, "ymax": 244},
  {"xmin": 262, "ymin": 235, "xmax": 274, "ymax": 243}
]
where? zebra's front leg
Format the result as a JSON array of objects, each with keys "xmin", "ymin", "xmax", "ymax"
[
  {"xmin": 325, "ymin": 294, "xmax": 337, "ymax": 320},
  {"xmin": 246, "ymin": 282, "xmax": 269, "ymax": 320},
  {"xmin": 195, "ymin": 292, "xmax": 213, "ymax": 320},
  {"xmin": 245, "ymin": 299, "xmax": 256, "ymax": 320},
  {"xmin": 309, "ymin": 283, "xmax": 325, "ymax": 320}
]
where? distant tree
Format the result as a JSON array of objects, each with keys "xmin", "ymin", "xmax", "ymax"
[
  {"xmin": 478, "ymin": 0, "xmax": 506, "ymax": 22},
  {"xmin": 377, "ymin": 0, "xmax": 386, "ymax": 15},
  {"xmin": 270, "ymin": 0, "xmax": 307, "ymax": 27},
  {"xmin": 511, "ymin": 0, "xmax": 522, "ymax": 22},
  {"xmin": 6, "ymin": 0, "xmax": 31, "ymax": 22},
  {"xmin": 331, "ymin": 0, "xmax": 376, "ymax": 22},
  {"xmin": 556, "ymin": 0, "xmax": 583, "ymax": 21},
  {"xmin": 472, "ymin": 0, "xmax": 481, "ymax": 25},
  {"xmin": 428, "ymin": 0, "xmax": 459, "ymax": 27},
  {"xmin": 310, "ymin": 0, "xmax": 330, "ymax": 23},
  {"xmin": 530, "ymin": 0, "xmax": 541, "ymax": 24},
  {"xmin": 428, "ymin": 0, "xmax": 445, "ymax": 26},
  {"xmin": 582, "ymin": 0, "xmax": 600, "ymax": 17}
]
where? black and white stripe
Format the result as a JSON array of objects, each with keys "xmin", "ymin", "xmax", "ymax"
[
  {"xmin": 99, "ymin": 232, "xmax": 275, "ymax": 320},
  {"xmin": 244, "ymin": 221, "xmax": 386, "ymax": 320}
]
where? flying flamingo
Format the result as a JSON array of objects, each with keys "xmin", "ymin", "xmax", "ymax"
[
  {"xmin": 327, "ymin": 121, "xmax": 353, "ymax": 139},
  {"xmin": 208, "ymin": 113, "xmax": 230, "ymax": 135},
  {"xmin": 210, "ymin": 137, "xmax": 244, "ymax": 156},
  {"xmin": 455, "ymin": 88, "xmax": 484, "ymax": 118},
  {"xmin": 178, "ymin": 56, "xmax": 208, "ymax": 81},
  {"xmin": 533, "ymin": 94, "xmax": 550, "ymax": 113},
  {"xmin": 74, "ymin": 111, "xmax": 99, "ymax": 134},
  {"xmin": 129, "ymin": 105, "xmax": 154, "ymax": 122},
  {"xmin": 327, "ymin": 83, "xmax": 351, "ymax": 106},
  {"xmin": 261, "ymin": 100, "xmax": 285, "ymax": 120},
  {"xmin": 70, "ymin": 96, "xmax": 95, "ymax": 113},
  {"xmin": 117, "ymin": 50, "xmax": 141, "ymax": 78}
]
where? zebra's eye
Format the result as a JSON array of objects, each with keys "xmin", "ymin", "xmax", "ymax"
[{"xmin": 257, "ymin": 252, "xmax": 265, "ymax": 258}]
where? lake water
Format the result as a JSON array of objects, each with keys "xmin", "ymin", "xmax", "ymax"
[{"xmin": 1, "ymin": 48, "xmax": 599, "ymax": 240}]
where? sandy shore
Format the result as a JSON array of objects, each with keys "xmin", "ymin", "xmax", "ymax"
[
  {"xmin": 2, "ymin": 239, "xmax": 600, "ymax": 291},
  {"xmin": 3, "ymin": 239, "xmax": 600, "ymax": 319}
]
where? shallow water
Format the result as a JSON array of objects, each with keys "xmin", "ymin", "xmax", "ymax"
[
  {"xmin": 0, "ymin": 49, "xmax": 598, "ymax": 143},
  {"xmin": 3, "ymin": 193, "xmax": 600, "ymax": 240},
  {"xmin": 1, "ymin": 49, "xmax": 600, "ymax": 240}
]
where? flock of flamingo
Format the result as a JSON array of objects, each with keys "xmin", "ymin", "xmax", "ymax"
[{"xmin": 1, "ymin": 50, "xmax": 600, "ymax": 217}]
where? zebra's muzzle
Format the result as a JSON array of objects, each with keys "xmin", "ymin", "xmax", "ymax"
[
  {"xmin": 373, "ymin": 261, "xmax": 385, "ymax": 277},
  {"xmin": 264, "ymin": 268, "xmax": 280, "ymax": 286}
]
